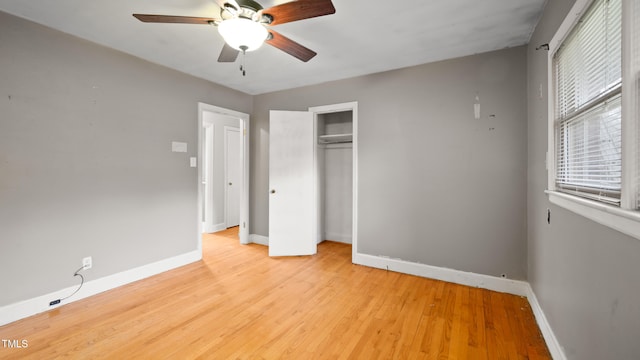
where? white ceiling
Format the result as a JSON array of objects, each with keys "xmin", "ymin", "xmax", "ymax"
[{"xmin": 0, "ymin": 0, "xmax": 546, "ymax": 95}]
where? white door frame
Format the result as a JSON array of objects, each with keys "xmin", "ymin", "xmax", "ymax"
[
  {"xmin": 224, "ymin": 126, "xmax": 241, "ymax": 228},
  {"xmin": 197, "ymin": 103, "xmax": 250, "ymax": 251},
  {"xmin": 202, "ymin": 122, "xmax": 215, "ymax": 232},
  {"xmin": 308, "ymin": 102, "xmax": 358, "ymax": 262}
]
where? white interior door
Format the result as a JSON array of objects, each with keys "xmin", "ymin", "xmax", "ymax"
[
  {"xmin": 269, "ymin": 110, "xmax": 317, "ymax": 256},
  {"xmin": 225, "ymin": 127, "xmax": 241, "ymax": 228}
]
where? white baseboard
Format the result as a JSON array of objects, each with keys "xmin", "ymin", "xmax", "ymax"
[
  {"xmin": 354, "ymin": 252, "xmax": 566, "ymax": 359},
  {"xmin": 354, "ymin": 253, "xmax": 529, "ymax": 295},
  {"xmin": 203, "ymin": 222, "xmax": 226, "ymax": 233},
  {"xmin": 249, "ymin": 234, "xmax": 351, "ymax": 246},
  {"xmin": 524, "ymin": 283, "xmax": 567, "ymax": 360},
  {"xmin": 249, "ymin": 234, "xmax": 268, "ymax": 246},
  {"xmin": 0, "ymin": 250, "xmax": 201, "ymax": 326},
  {"xmin": 324, "ymin": 232, "xmax": 352, "ymax": 244}
]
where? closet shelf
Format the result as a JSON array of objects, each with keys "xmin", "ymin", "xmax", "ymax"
[{"xmin": 318, "ymin": 133, "xmax": 353, "ymax": 144}]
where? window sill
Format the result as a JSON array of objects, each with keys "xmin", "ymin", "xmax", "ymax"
[{"xmin": 546, "ymin": 190, "xmax": 640, "ymax": 241}]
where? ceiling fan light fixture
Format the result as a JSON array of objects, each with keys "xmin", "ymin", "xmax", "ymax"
[{"xmin": 218, "ymin": 18, "xmax": 268, "ymax": 52}]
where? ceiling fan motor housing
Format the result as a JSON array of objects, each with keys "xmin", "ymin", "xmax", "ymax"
[
  {"xmin": 235, "ymin": 0, "xmax": 263, "ymax": 12},
  {"xmin": 222, "ymin": 0, "xmax": 272, "ymax": 23}
]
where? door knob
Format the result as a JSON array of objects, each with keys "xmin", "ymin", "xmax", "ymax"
[{"xmin": 271, "ymin": 189, "xmax": 276, "ymax": 194}]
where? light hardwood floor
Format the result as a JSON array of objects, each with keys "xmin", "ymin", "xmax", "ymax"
[{"xmin": 0, "ymin": 228, "xmax": 550, "ymax": 359}]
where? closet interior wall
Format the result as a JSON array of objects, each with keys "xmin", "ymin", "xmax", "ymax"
[{"xmin": 317, "ymin": 111, "xmax": 353, "ymax": 244}]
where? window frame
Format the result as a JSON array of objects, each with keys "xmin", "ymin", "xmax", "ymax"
[{"xmin": 546, "ymin": 0, "xmax": 640, "ymax": 240}]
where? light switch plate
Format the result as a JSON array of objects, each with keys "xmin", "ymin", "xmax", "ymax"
[
  {"xmin": 190, "ymin": 157, "xmax": 197, "ymax": 168},
  {"xmin": 172, "ymin": 141, "xmax": 187, "ymax": 153}
]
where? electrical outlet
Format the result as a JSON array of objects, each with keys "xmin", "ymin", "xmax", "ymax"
[{"xmin": 82, "ymin": 256, "xmax": 92, "ymax": 270}]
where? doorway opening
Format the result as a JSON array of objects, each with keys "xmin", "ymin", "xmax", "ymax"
[
  {"xmin": 311, "ymin": 102, "xmax": 358, "ymax": 261},
  {"xmin": 315, "ymin": 110, "xmax": 354, "ymax": 246},
  {"xmin": 197, "ymin": 103, "xmax": 250, "ymax": 254}
]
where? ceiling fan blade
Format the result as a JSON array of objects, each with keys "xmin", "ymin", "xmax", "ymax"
[
  {"xmin": 133, "ymin": 14, "xmax": 218, "ymax": 25},
  {"xmin": 266, "ymin": 30, "xmax": 317, "ymax": 62},
  {"xmin": 262, "ymin": 0, "xmax": 336, "ymax": 26},
  {"xmin": 218, "ymin": 43, "xmax": 240, "ymax": 62}
]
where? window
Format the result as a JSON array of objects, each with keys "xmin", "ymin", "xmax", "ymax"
[
  {"xmin": 554, "ymin": 0, "xmax": 622, "ymax": 204},
  {"xmin": 547, "ymin": 0, "xmax": 640, "ymax": 239}
]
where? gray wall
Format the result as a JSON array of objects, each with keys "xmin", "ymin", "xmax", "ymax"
[
  {"xmin": 252, "ymin": 46, "xmax": 528, "ymax": 279},
  {"xmin": 0, "ymin": 11, "xmax": 252, "ymax": 306},
  {"xmin": 527, "ymin": 1, "xmax": 640, "ymax": 359}
]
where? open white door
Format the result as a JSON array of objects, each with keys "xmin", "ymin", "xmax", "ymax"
[
  {"xmin": 269, "ymin": 110, "xmax": 317, "ymax": 256},
  {"xmin": 225, "ymin": 127, "xmax": 241, "ymax": 228}
]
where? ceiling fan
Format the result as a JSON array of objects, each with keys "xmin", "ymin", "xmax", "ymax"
[{"xmin": 133, "ymin": 0, "xmax": 335, "ymax": 65}]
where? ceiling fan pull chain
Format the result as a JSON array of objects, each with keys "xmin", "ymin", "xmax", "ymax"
[{"xmin": 239, "ymin": 45, "xmax": 247, "ymax": 76}]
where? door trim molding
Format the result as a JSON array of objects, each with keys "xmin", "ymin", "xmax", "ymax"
[
  {"xmin": 201, "ymin": 123, "xmax": 214, "ymax": 233},
  {"xmin": 197, "ymin": 103, "xmax": 250, "ymax": 248}
]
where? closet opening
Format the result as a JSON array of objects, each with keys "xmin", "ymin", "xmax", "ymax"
[{"xmin": 313, "ymin": 107, "xmax": 355, "ymax": 250}]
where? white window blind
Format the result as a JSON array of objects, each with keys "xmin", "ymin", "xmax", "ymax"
[{"xmin": 554, "ymin": 0, "xmax": 622, "ymax": 205}]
